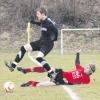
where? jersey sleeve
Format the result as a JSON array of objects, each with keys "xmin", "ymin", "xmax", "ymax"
[
  {"xmin": 75, "ymin": 53, "xmax": 80, "ymax": 65},
  {"xmin": 75, "ymin": 64, "xmax": 83, "ymax": 70}
]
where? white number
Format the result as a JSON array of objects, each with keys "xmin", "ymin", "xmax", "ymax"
[{"xmin": 72, "ymin": 71, "xmax": 81, "ymax": 79}]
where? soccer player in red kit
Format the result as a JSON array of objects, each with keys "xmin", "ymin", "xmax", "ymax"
[{"xmin": 17, "ymin": 49, "xmax": 96, "ymax": 87}]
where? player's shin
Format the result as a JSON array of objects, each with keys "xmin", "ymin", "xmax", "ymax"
[
  {"xmin": 21, "ymin": 81, "xmax": 39, "ymax": 87},
  {"xmin": 33, "ymin": 66, "xmax": 45, "ymax": 72},
  {"xmin": 36, "ymin": 57, "xmax": 51, "ymax": 71},
  {"xmin": 36, "ymin": 57, "xmax": 57, "ymax": 79},
  {"xmin": 17, "ymin": 66, "xmax": 45, "ymax": 73},
  {"xmin": 12, "ymin": 46, "xmax": 26, "ymax": 68}
]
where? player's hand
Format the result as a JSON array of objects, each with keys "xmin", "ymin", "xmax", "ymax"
[{"xmin": 76, "ymin": 48, "xmax": 81, "ymax": 53}]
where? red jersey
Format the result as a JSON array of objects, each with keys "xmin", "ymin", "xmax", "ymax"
[{"xmin": 63, "ymin": 64, "xmax": 90, "ymax": 84}]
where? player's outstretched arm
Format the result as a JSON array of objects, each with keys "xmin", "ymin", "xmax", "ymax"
[{"xmin": 75, "ymin": 49, "xmax": 81, "ymax": 65}]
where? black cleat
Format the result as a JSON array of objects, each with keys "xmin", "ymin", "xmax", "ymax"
[
  {"xmin": 5, "ymin": 61, "xmax": 14, "ymax": 72},
  {"xmin": 17, "ymin": 67, "xmax": 26, "ymax": 74},
  {"xmin": 21, "ymin": 82, "xmax": 30, "ymax": 87}
]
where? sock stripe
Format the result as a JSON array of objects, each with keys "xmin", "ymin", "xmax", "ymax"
[
  {"xmin": 41, "ymin": 61, "xmax": 47, "ymax": 66},
  {"xmin": 13, "ymin": 61, "xmax": 18, "ymax": 65},
  {"xmin": 18, "ymin": 51, "xmax": 22, "ymax": 58}
]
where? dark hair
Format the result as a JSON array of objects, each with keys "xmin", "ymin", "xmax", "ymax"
[
  {"xmin": 36, "ymin": 7, "xmax": 48, "ymax": 15},
  {"xmin": 90, "ymin": 64, "xmax": 96, "ymax": 73}
]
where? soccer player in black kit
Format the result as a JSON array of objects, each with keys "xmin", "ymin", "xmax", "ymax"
[{"xmin": 5, "ymin": 7, "xmax": 59, "ymax": 78}]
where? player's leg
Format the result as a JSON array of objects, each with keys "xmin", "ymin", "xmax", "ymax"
[
  {"xmin": 36, "ymin": 41, "xmax": 54, "ymax": 72},
  {"xmin": 37, "ymin": 81, "xmax": 56, "ymax": 86},
  {"xmin": 5, "ymin": 44, "xmax": 32, "ymax": 71},
  {"xmin": 29, "ymin": 41, "xmax": 54, "ymax": 73},
  {"xmin": 21, "ymin": 80, "xmax": 39, "ymax": 87},
  {"xmin": 16, "ymin": 40, "xmax": 51, "ymax": 73},
  {"xmin": 17, "ymin": 66, "xmax": 45, "ymax": 74},
  {"xmin": 17, "ymin": 42, "xmax": 51, "ymax": 74},
  {"xmin": 35, "ymin": 42, "xmax": 59, "ymax": 79},
  {"xmin": 21, "ymin": 80, "xmax": 56, "ymax": 87}
]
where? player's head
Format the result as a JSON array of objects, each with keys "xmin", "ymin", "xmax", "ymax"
[
  {"xmin": 84, "ymin": 64, "xmax": 96, "ymax": 75},
  {"xmin": 36, "ymin": 7, "xmax": 48, "ymax": 21}
]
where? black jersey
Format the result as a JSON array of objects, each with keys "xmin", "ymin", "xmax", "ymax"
[{"xmin": 30, "ymin": 18, "xmax": 58, "ymax": 42}]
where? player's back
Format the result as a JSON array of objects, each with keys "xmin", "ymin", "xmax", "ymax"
[{"xmin": 40, "ymin": 18, "xmax": 58, "ymax": 41}]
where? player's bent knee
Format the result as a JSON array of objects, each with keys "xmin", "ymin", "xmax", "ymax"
[
  {"xmin": 37, "ymin": 51, "xmax": 44, "ymax": 58},
  {"xmin": 24, "ymin": 44, "xmax": 32, "ymax": 51}
]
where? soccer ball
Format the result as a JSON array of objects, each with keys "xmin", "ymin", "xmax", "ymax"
[{"xmin": 4, "ymin": 81, "xmax": 15, "ymax": 93}]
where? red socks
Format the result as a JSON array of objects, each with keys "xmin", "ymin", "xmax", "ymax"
[
  {"xmin": 23, "ymin": 66, "xmax": 45, "ymax": 73},
  {"xmin": 28, "ymin": 81, "xmax": 39, "ymax": 86},
  {"xmin": 33, "ymin": 66, "xmax": 45, "ymax": 72},
  {"xmin": 24, "ymin": 68, "xmax": 31, "ymax": 73}
]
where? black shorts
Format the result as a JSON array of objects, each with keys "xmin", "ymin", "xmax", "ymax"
[
  {"xmin": 54, "ymin": 69, "xmax": 76, "ymax": 85},
  {"xmin": 54, "ymin": 69, "xmax": 66, "ymax": 85},
  {"xmin": 30, "ymin": 40, "xmax": 54, "ymax": 56}
]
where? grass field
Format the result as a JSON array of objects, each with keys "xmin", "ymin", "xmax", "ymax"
[{"xmin": 0, "ymin": 52, "xmax": 100, "ymax": 100}]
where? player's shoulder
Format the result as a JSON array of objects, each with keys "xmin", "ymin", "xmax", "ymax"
[
  {"xmin": 47, "ymin": 18, "xmax": 56, "ymax": 25},
  {"xmin": 76, "ymin": 64, "xmax": 81, "ymax": 67},
  {"xmin": 76, "ymin": 64, "xmax": 84, "ymax": 69}
]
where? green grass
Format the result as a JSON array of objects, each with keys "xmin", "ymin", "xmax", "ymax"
[{"xmin": 0, "ymin": 52, "xmax": 100, "ymax": 100}]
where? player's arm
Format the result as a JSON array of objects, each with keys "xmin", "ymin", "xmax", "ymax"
[
  {"xmin": 50, "ymin": 24, "xmax": 58, "ymax": 41},
  {"xmin": 75, "ymin": 49, "xmax": 81, "ymax": 65},
  {"xmin": 75, "ymin": 52, "xmax": 80, "ymax": 65},
  {"xmin": 75, "ymin": 49, "xmax": 83, "ymax": 69},
  {"xmin": 47, "ymin": 23, "xmax": 58, "ymax": 41}
]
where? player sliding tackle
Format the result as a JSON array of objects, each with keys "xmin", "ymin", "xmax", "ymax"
[
  {"xmin": 17, "ymin": 49, "xmax": 96, "ymax": 87},
  {"xmin": 5, "ymin": 7, "xmax": 59, "ymax": 78}
]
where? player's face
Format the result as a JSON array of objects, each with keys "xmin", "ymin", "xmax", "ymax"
[
  {"xmin": 36, "ymin": 11, "xmax": 43, "ymax": 21},
  {"xmin": 84, "ymin": 64, "xmax": 93, "ymax": 75}
]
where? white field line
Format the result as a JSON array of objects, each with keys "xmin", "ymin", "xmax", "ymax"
[{"xmin": 62, "ymin": 85, "xmax": 80, "ymax": 100}]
